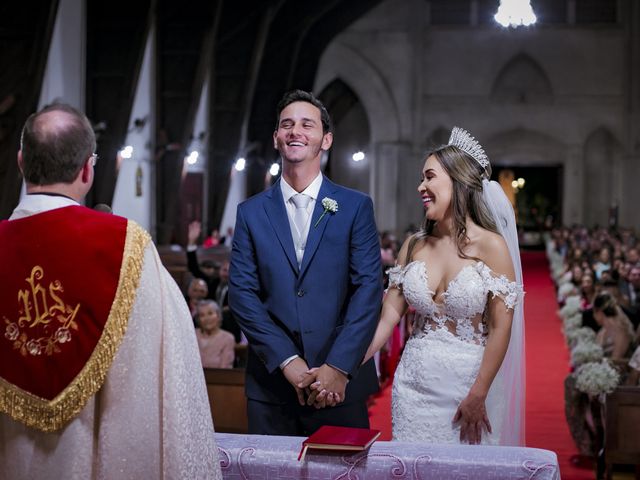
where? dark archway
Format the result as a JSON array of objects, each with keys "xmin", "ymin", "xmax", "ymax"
[{"xmin": 318, "ymin": 78, "xmax": 371, "ymax": 193}]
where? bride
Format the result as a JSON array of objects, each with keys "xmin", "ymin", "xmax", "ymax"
[{"xmin": 365, "ymin": 127, "xmax": 525, "ymax": 446}]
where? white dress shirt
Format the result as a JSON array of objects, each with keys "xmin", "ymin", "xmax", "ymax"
[{"xmin": 280, "ymin": 173, "xmax": 323, "ymax": 266}]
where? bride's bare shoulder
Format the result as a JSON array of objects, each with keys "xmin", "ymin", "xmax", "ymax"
[
  {"xmin": 396, "ymin": 233, "xmax": 428, "ymax": 266},
  {"xmin": 473, "ymin": 228, "xmax": 515, "ymax": 280}
]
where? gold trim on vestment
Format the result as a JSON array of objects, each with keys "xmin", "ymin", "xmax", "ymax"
[{"xmin": 0, "ymin": 221, "xmax": 150, "ymax": 432}]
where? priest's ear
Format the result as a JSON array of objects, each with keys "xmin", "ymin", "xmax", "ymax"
[
  {"xmin": 79, "ymin": 158, "xmax": 93, "ymax": 185},
  {"xmin": 17, "ymin": 150, "xmax": 24, "ymax": 176}
]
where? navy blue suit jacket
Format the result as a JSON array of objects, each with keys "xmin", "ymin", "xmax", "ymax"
[{"xmin": 229, "ymin": 177, "xmax": 382, "ymax": 405}]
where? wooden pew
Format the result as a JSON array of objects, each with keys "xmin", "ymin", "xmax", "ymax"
[
  {"xmin": 204, "ymin": 367, "xmax": 248, "ymax": 434},
  {"xmin": 604, "ymin": 386, "xmax": 640, "ymax": 479}
]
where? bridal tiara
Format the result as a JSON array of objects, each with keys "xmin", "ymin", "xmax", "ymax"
[{"xmin": 447, "ymin": 126, "xmax": 490, "ymax": 173}]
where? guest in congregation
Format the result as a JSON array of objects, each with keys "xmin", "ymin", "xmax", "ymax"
[
  {"xmin": 229, "ymin": 89, "xmax": 382, "ymax": 436},
  {"xmin": 592, "ymin": 247, "xmax": 612, "ymax": 281},
  {"xmin": 579, "ymin": 272, "xmax": 597, "ymax": 311},
  {"xmin": 223, "ymin": 226, "xmax": 234, "ymax": 247},
  {"xmin": 214, "ymin": 260, "xmax": 241, "ymax": 342},
  {"xmin": 0, "ymin": 104, "xmax": 221, "ymax": 479},
  {"xmin": 593, "ymin": 291, "xmax": 635, "ymax": 361},
  {"xmin": 627, "ymin": 264, "xmax": 640, "ymax": 312},
  {"xmin": 196, "ymin": 300, "xmax": 235, "ymax": 369},
  {"xmin": 186, "ymin": 277, "xmax": 209, "ymax": 318},
  {"xmin": 203, "ymin": 227, "xmax": 223, "ymax": 248},
  {"xmin": 187, "ymin": 220, "xmax": 221, "ymax": 298}
]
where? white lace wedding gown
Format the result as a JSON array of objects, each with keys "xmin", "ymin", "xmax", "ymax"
[{"xmin": 388, "ymin": 260, "xmax": 523, "ymax": 445}]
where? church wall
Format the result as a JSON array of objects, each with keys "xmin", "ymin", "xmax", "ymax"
[
  {"xmin": 315, "ymin": 0, "xmax": 635, "ymax": 231},
  {"xmin": 38, "ymin": 0, "xmax": 86, "ymax": 111},
  {"xmin": 111, "ymin": 27, "xmax": 155, "ymax": 231}
]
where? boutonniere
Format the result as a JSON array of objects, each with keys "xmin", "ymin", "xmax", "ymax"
[{"xmin": 314, "ymin": 197, "xmax": 339, "ymax": 227}]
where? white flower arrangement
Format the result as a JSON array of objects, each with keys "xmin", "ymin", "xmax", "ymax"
[
  {"xmin": 551, "ymin": 268, "xmax": 563, "ymax": 282},
  {"xmin": 557, "ymin": 282, "xmax": 577, "ymax": 300},
  {"xmin": 559, "ymin": 295, "xmax": 581, "ymax": 319},
  {"xmin": 571, "ymin": 341, "xmax": 604, "ymax": 367},
  {"xmin": 575, "ymin": 360, "xmax": 620, "ymax": 396},
  {"xmin": 566, "ymin": 327, "xmax": 597, "ymax": 348},
  {"xmin": 562, "ymin": 313, "xmax": 583, "ymax": 333},
  {"xmin": 314, "ymin": 197, "xmax": 338, "ymax": 227}
]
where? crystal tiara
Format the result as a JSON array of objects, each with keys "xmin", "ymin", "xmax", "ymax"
[{"xmin": 447, "ymin": 126, "xmax": 490, "ymax": 173}]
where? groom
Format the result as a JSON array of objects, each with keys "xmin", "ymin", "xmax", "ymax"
[{"xmin": 229, "ymin": 90, "xmax": 382, "ymax": 435}]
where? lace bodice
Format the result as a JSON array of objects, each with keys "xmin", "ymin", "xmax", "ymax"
[{"xmin": 388, "ymin": 261, "xmax": 523, "ymax": 345}]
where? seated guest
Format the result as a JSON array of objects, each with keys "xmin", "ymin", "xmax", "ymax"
[
  {"xmin": 196, "ymin": 300, "xmax": 235, "ymax": 369},
  {"xmin": 215, "ymin": 260, "xmax": 242, "ymax": 343},
  {"xmin": 580, "ymin": 273, "xmax": 597, "ymax": 310},
  {"xmin": 203, "ymin": 228, "xmax": 223, "ymax": 248},
  {"xmin": 187, "ymin": 220, "xmax": 220, "ymax": 297},
  {"xmin": 592, "ymin": 247, "xmax": 611, "ymax": 281},
  {"xmin": 186, "ymin": 278, "xmax": 208, "ymax": 319},
  {"xmin": 593, "ymin": 292, "xmax": 635, "ymax": 360},
  {"xmin": 627, "ymin": 265, "xmax": 640, "ymax": 312},
  {"xmin": 0, "ymin": 104, "xmax": 220, "ymax": 479}
]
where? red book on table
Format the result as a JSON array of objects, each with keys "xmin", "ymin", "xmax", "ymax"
[{"xmin": 298, "ymin": 425, "xmax": 381, "ymax": 461}]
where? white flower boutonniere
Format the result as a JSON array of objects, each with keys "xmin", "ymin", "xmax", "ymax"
[{"xmin": 314, "ymin": 197, "xmax": 338, "ymax": 227}]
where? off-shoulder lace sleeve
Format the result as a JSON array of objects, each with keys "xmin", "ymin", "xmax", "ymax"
[
  {"xmin": 478, "ymin": 263, "xmax": 524, "ymax": 310},
  {"xmin": 386, "ymin": 265, "xmax": 405, "ymax": 290}
]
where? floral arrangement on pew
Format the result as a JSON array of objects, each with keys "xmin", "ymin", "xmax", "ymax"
[
  {"xmin": 559, "ymin": 295, "xmax": 581, "ymax": 320},
  {"xmin": 547, "ymin": 242, "xmax": 566, "ymax": 282},
  {"xmin": 571, "ymin": 342, "xmax": 604, "ymax": 367},
  {"xmin": 558, "ymin": 291, "xmax": 623, "ymax": 397},
  {"xmin": 557, "ymin": 282, "xmax": 578, "ymax": 305},
  {"xmin": 565, "ymin": 327, "xmax": 597, "ymax": 349},
  {"xmin": 574, "ymin": 360, "xmax": 620, "ymax": 398},
  {"xmin": 563, "ymin": 313, "xmax": 583, "ymax": 333}
]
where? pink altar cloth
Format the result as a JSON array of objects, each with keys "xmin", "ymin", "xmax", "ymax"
[{"xmin": 215, "ymin": 433, "xmax": 560, "ymax": 479}]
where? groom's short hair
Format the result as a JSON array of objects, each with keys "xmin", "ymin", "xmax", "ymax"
[{"xmin": 275, "ymin": 89, "xmax": 333, "ymax": 134}]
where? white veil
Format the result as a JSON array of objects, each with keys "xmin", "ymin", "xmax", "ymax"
[{"xmin": 482, "ymin": 178, "xmax": 525, "ymax": 446}]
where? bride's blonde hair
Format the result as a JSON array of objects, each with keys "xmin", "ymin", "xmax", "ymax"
[{"xmin": 406, "ymin": 145, "xmax": 498, "ymax": 262}]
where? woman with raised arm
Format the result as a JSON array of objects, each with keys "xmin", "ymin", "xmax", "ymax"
[{"xmin": 365, "ymin": 127, "xmax": 525, "ymax": 446}]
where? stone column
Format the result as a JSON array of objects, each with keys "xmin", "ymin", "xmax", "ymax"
[
  {"xmin": 620, "ymin": 154, "xmax": 640, "ymax": 227},
  {"xmin": 563, "ymin": 146, "xmax": 583, "ymax": 226},
  {"xmin": 371, "ymin": 142, "xmax": 416, "ymax": 233}
]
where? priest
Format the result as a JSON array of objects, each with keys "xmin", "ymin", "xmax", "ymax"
[{"xmin": 0, "ymin": 104, "xmax": 221, "ymax": 479}]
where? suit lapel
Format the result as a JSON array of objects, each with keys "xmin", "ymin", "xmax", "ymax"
[
  {"xmin": 299, "ymin": 178, "xmax": 338, "ymax": 277},
  {"xmin": 264, "ymin": 181, "xmax": 299, "ymax": 272}
]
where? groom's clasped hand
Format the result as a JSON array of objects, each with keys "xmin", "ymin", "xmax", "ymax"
[{"xmin": 282, "ymin": 358, "xmax": 348, "ymax": 409}]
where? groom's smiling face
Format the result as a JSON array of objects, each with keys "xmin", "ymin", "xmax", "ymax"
[{"xmin": 274, "ymin": 101, "xmax": 333, "ymax": 166}]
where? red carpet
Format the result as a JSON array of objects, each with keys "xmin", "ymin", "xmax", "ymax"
[
  {"xmin": 522, "ymin": 251, "xmax": 593, "ymax": 479},
  {"xmin": 368, "ymin": 250, "xmax": 594, "ymax": 479}
]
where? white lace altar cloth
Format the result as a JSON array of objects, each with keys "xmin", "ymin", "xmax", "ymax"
[
  {"xmin": 215, "ymin": 432, "xmax": 559, "ymax": 479},
  {"xmin": 388, "ymin": 260, "xmax": 524, "ymax": 444}
]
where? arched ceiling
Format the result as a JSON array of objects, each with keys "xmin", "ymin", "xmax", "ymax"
[{"xmin": 0, "ymin": 0, "xmax": 384, "ymax": 236}]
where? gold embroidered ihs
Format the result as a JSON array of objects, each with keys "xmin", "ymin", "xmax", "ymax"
[{"xmin": 3, "ymin": 265, "xmax": 80, "ymax": 356}]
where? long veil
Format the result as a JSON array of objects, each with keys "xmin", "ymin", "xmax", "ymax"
[{"xmin": 482, "ymin": 178, "xmax": 525, "ymax": 446}]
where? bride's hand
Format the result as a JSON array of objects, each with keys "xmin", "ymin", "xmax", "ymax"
[{"xmin": 452, "ymin": 392, "xmax": 492, "ymax": 445}]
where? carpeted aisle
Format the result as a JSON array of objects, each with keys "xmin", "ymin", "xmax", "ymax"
[
  {"xmin": 522, "ymin": 250, "xmax": 593, "ymax": 479},
  {"xmin": 368, "ymin": 250, "xmax": 594, "ymax": 479}
]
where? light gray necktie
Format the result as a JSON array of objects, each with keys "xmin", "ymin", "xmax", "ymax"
[{"xmin": 291, "ymin": 193, "xmax": 312, "ymax": 264}]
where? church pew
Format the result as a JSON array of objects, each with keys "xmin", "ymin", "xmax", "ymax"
[
  {"xmin": 604, "ymin": 386, "xmax": 640, "ymax": 480},
  {"xmin": 204, "ymin": 367, "xmax": 248, "ymax": 434}
]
